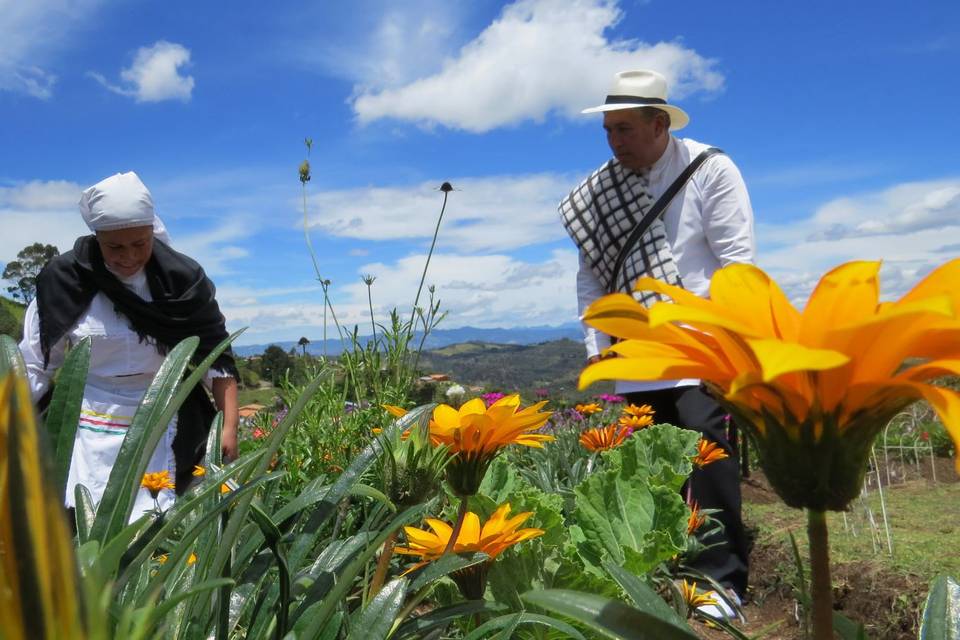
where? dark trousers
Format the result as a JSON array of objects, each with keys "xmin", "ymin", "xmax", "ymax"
[{"xmin": 624, "ymin": 385, "xmax": 749, "ymax": 596}]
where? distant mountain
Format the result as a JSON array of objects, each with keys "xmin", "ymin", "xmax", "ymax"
[{"xmin": 232, "ymin": 323, "xmax": 583, "ymax": 357}]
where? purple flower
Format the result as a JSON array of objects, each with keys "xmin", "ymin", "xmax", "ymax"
[
  {"xmin": 596, "ymin": 393, "xmax": 625, "ymax": 404},
  {"xmin": 481, "ymin": 392, "xmax": 507, "ymax": 406}
]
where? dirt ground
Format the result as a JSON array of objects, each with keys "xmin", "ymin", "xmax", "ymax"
[{"xmin": 691, "ymin": 457, "xmax": 956, "ymax": 640}]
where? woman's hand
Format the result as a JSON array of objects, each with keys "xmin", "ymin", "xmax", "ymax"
[{"xmin": 212, "ymin": 376, "xmax": 240, "ymax": 462}]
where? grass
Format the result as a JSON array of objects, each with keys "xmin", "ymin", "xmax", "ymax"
[
  {"xmin": 745, "ymin": 474, "xmax": 960, "ymax": 580},
  {"xmin": 238, "ymin": 386, "xmax": 279, "ymax": 407}
]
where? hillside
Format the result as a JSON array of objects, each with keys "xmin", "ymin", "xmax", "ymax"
[
  {"xmin": 0, "ymin": 297, "xmax": 25, "ymax": 340},
  {"xmin": 416, "ymin": 338, "xmax": 614, "ymax": 399}
]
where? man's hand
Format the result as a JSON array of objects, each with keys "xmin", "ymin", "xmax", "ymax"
[{"xmin": 213, "ymin": 376, "xmax": 240, "ymax": 462}]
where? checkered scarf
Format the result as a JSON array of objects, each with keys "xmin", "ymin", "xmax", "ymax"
[{"xmin": 559, "ymin": 159, "xmax": 682, "ymax": 306}]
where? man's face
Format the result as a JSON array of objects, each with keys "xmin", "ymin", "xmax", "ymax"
[
  {"xmin": 603, "ymin": 109, "xmax": 664, "ymax": 172},
  {"xmin": 96, "ymin": 225, "xmax": 154, "ymax": 277}
]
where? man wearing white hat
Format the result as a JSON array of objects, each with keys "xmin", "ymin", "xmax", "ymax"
[{"xmin": 560, "ymin": 70, "xmax": 755, "ymax": 613}]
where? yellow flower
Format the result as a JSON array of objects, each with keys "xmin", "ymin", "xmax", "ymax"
[
  {"xmin": 141, "ymin": 470, "xmax": 175, "ymax": 498},
  {"xmin": 575, "ymin": 402, "xmax": 603, "ymax": 415},
  {"xmin": 579, "ymin": 424, "xmax": 631, "ymax": 452},
  {"xmin": 691, "ymin": 439, "xmax": 728, "ymax": 468},
  {"xmin": 192, "ymin": 465, "xmax": 206, "ymax": 477},
  {"xmin": 187, "ymin": 553, "xmax": 197, "ymax": 565},
  {"xmin": 686, "ymin": 502, "xmax": 707, "ymax": 535},
  {"xmin": 623, "ymin": 403, "xmax": 654, "ymax": 418},
  {"xmin": 220, "ymin": 483, "xmax": 231, "ymax": 495},
  {"xmin": 430, "ymin": 395, "xmax": 552, "ymax": 495},
  {"xmin": 580, "ymin": 260, "xmax": 960, "ymax": 510},
  {"xmin": 680, "ymin": 579, "xmax": 718, "ymax": 610},
  {"xmin": 395, "ymin": 503, "xmax": 544, "ymax": 599},
  {"xmin": 618, "ymin": 413, "xmax": 654, "ymax": 431},
  {"xmin": 156, "ymin": 553, "xmax": 168, "ymax": 564}
]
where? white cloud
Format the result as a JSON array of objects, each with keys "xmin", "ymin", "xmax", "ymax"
[
  {"xmin": 90, "ymin": 41, "xmax": 195, "ymax": 103},
  {"xmin": 0, "ymin": 180, "xmax": 87, "ymax": 262},
  {"xmin": 220, "ymin": 249, "xmax": 581, "ymax": 340},
  {"xmin": 757, "ymin": 177, "xmax": 960, "ymax": 306},
  {"xmin": 309, "ymin": 173, "xmax": 574, "ymax": 252},
  {"xmin": 352, "ymin": 0, "xmax": 723, "ymax": 132},
  {"xmin": 0, "ymin": 0, "xmax": 103, "ymax": 98}
]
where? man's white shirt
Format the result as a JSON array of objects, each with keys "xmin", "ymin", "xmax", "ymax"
[{"xmin": 577, "ymin": 135, "xmax": 756, "ymax": 393}]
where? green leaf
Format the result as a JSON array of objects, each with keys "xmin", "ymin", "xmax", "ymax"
[
  {"xmin": 43, "ymin": 337, "xmax": 90, "ymax": 496},
  {"xmin": 569, "ymin": 426, "xmax": 696, "ymax": 579},
  {"xmin": 0, "ymin": 334, "xmax": 26, "ymax": 377},
  {"xmin": 832, "ymin": 612, "xmax": 868, "ymax": 640},
  {"xmin": 89, "ymin": 336, "xmax": 199, "ymax": 544},
  {"xmin": 408, "ymin": 552, "xmax": 488, "ymax": 592},
  {"xmin": 601, "ymin": 561, "xmax": 686, "ymax": 629},
  {"xmin": 392, "ymin": 601, "xmax": 505, "ymax": 640},
  {"xmin": 522, "ymin": 589, "xmax": 699, "ymax": 640},
  {"xmin": 347, "ymin": 577, "xmax": 407, "ymax": 640},
  {"xmin": 74, "ymin": 483, "xmax": 97, "ymax": 544},
  {"xmin": 603, "ymin": 424, "xmax": 700, "ymax": 492},
  {"xmin": 920, "ymin": 575, "xmax": 960, "ymax": 640},
  {"xmin": 463, "ymin": 613, "xmax": 586, "ymax": 640}
]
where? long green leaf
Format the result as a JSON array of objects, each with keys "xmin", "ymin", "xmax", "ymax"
[
  {"xmin": 408, "ymin": 552, "xmax": 488, "ymax": 592},
  {"xmin": 522, "ymin": 589, "xmax": 700, "ymax": 640},
  {"xmin": 602, "ymin": 561, "xmax": 686, "ymax": 629},
  {"xmin": 91, "ymin": 330, "xmax": 242, "ymax": 544},
  {"xmin": 920, "ymin": 575, "xmax": 960, "ymax": 640},
  {"xmin": 0, "ymin": 334, "xmax": 26, "ymax": 377},
  {"xmin": 42, "ymin": 337, "xmax": 90, "ymax": 495},
  {"xmin": 392, "ymin": 601, "xmax": 504, "ymax": 640},
  {"xmin": 347, "ymin": 577, "xmax": 408, "ymax": 640},
  {"xmin": 463, "ymin": 613, "xmax": 586, "ymax": 640},
  {"xmin": 146, "ymin": 577, "xmax": 235, "ymax": 629},
  {"xmin": 89, "ymin": 337, "xmax": 199, "ymax": 544},
  {"xmin": 294, "ymin": 504, "xmax": 427, "ymax": 638},
  {"xmin": 74, "ymin": 483, "xmax": 97, "ymax": 544}
]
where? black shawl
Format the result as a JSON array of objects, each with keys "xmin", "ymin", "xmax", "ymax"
[{"xmin": 36, "ymin": 235, "xmax": 238, "ymax": 492}]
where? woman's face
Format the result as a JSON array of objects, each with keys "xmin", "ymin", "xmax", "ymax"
[{"xmin": 96, "ymin": 225, "xmax": 154, "ymax": 277}]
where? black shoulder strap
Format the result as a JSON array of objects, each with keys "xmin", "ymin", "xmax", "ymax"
[{"xmin": 609, "ymin": 147, "xmax": 724, "ymax": 293}]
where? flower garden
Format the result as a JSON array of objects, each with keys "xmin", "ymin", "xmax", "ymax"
[{"xmin": 2, "ymin": 175, "xmax": 959, "ymax": 639}]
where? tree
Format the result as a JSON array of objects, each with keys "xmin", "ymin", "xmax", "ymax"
[
  {"xmin": 297, "ymin": 336, "xmax": 310, "ymax": 356},
  {"xmin": 260, "ymin": 345, "xmax": 293, "ymax": 385},
  {"xmin": 2, "ymin": 242, "xmax": 59, "ymax": 304}
]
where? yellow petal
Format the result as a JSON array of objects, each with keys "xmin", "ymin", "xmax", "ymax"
[
  {"xmin": 896, "ymin": 258, "xmax": 960, "ymax": 311},
  {"xmin": 648, "ymin": 303, "xmax": 761, "ymax": 337},
  {"xmin": 382, "ymin": 404, "xmax": 408, "ymax": 417},
  {"xmin": 799, "ymin": 261, "xmax": 880, "ymax": 346},
  {"xmin": 432, "ymin": 404, "xmax": 460, "ymax": 431},
  {"xmin": 709, "ymin": 263, "xmax": 801, "ymax": 341},
  {"xmin": 579, "ymin": 354, "xmax": 721, "ymax": 390},
  {"xmin": 459, "ymin": 512, "xmax": 481, "ymax": 546},
  {"xmin": 745, "ymin": 338, "xmax": 850, "ymax": 383}
]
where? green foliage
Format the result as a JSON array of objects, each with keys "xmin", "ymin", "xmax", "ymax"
[
  {"xmin": 919, "ymin": 575, "xmax": 960, "ymax": 640},
  {"xmin": 259, "ymin": 344, "xmax": 293, "ymax": 385},
  {"xmin": 571, "ymin": 426, "xmax": 699, "ymax": 579},
  {"xmin": 2, "ymin": 241, "xmax": 59, "ymax": 303}
]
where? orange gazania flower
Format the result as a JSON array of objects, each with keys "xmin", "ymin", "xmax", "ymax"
[
  {"xmin": 575, "ymin": 402, "xmax": 603, "ymax": 415},
  {"xmin": 141, "ymin": 470, "xmax": 174, "ymax": 498},
  {"xmin": 580, "ymin": 260, "xmax": 960, "ymax": 510},
  {"xmin": 692, "ymin": 439, "xmax": 728, "ymax": 468},
  {"xmin": 431, "ymin": 395, "xmax": 552, "ymax": 495},
  {"xmin": 686, "ymin": 502, "xmax": 707, "ymax": 535},
  {"xmin": 579, "ymin": 424, "xmax": 631, "ymax": 452},
  {"xmin": 192, "ymin": 465, "xmax": 206, "ymax": 477}
]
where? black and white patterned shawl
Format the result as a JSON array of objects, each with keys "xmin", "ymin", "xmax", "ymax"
[{"xmin": 559, "ymin": 159, "xmax": 682, "ymax": 306}]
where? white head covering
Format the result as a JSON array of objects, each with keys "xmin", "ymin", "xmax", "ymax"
[{"xmin": 79, "ymin": 171, "xmax": 171, "ymax": 244}]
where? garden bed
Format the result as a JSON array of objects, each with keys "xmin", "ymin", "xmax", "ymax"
[{"xmin": 696, "ymin": 460, "xmax": 957, "ymax": 639}]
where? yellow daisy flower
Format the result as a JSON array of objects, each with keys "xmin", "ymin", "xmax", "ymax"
[
  {"xmin": 580, "ymin": 260, "xmax": 960, "ymax": 510},
  {"xmin": 141, "ymin": 470, "xmax": 174, "ymax": 498},
  {"xmin": 395, "ymin": 503, "xmax": 544, "ymax": 599},
  {"xmin": 575, "ymin": 402, "xmax": 603, "ymax": 415}
]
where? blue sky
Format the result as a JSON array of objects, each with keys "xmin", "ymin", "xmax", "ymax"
[{"xmin": 2, "ymin": 0, "xmax": 959, "ymax": 345}]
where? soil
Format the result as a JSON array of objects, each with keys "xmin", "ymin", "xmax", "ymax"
[{"xmin": 691, "ymin": 461, "xmax": 947, "ymax": 640}]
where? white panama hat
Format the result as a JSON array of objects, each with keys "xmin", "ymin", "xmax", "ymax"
[{"xmin": 582, "ymin": 69, "xmax": 690, "ymax": 131}]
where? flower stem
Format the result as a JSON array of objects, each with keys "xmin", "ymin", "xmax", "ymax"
[
  {"xmin": 369, "ymin": 530, "xmax": 398, "ymax": 598},
  {"xmin": 807, "ymin": 509, "xmax": 833, "ymax": 640},
  {"xmin": 442, "ymin": 496, "xmax": 469, "ymax": 556}
]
